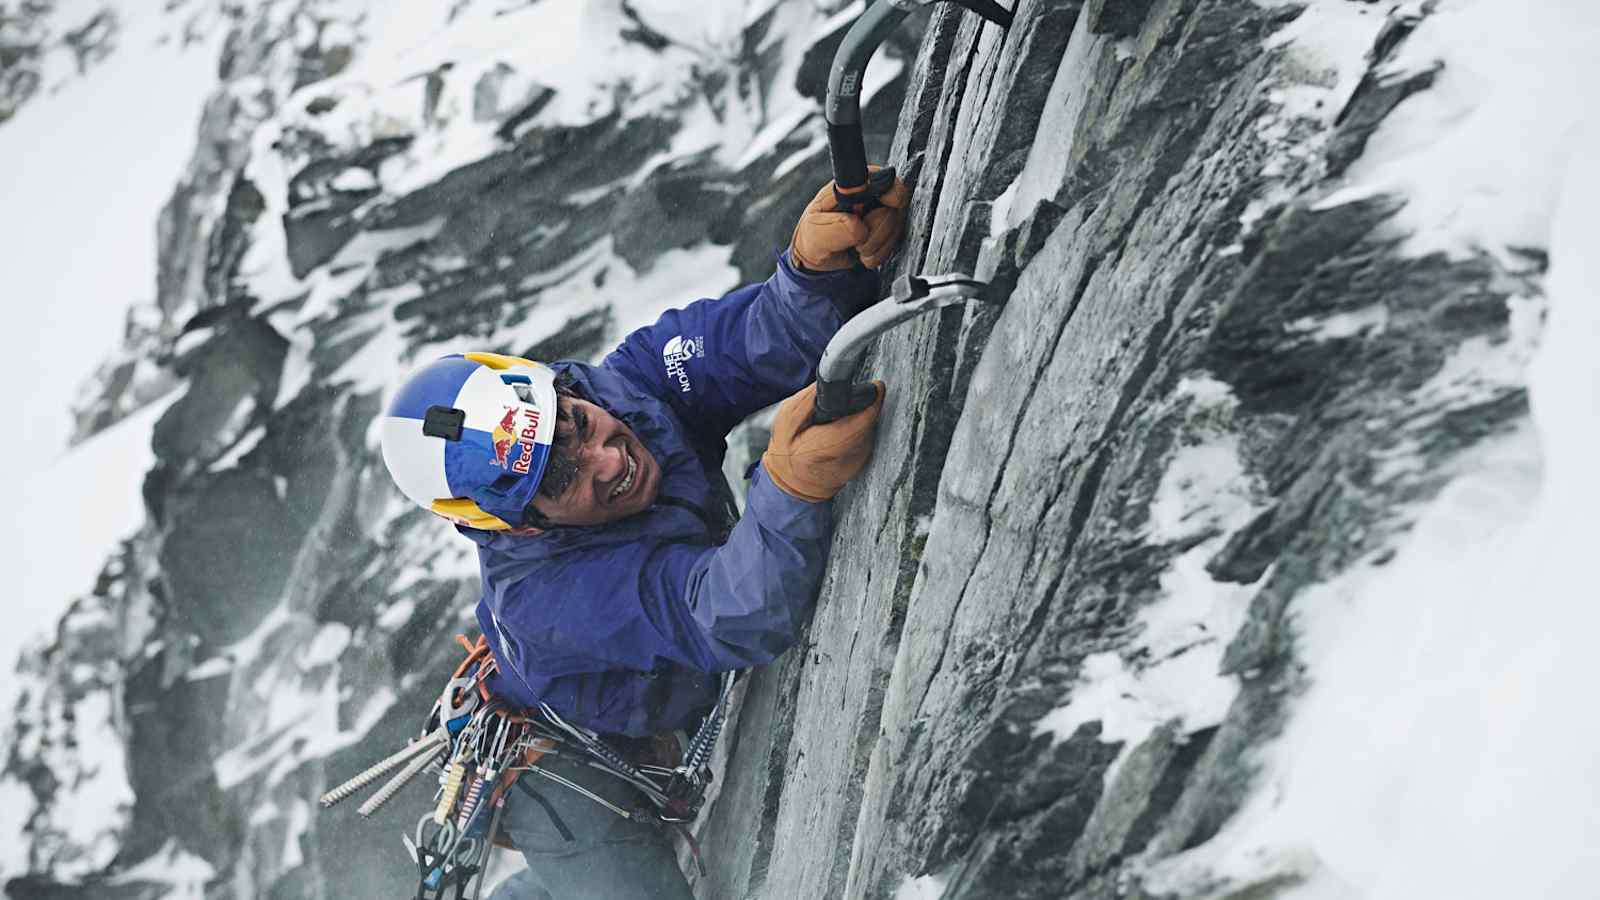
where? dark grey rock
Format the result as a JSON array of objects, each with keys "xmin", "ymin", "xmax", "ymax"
[
  {"xmin": 695, "ymin": 1, "xmax": 1542, "ymax": 898},
  {"xmin": 1326, "ymin": 60, "xmax": 1442, "ymax": 177},
  {"xmin": 1086, "ymin": 0, "xmax": 1153, "ymax": 39}
]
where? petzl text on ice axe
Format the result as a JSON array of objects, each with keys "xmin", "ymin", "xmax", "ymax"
[{"xmin": 813, "ymin": 0, "xmax": 1013, "ymax": 425}]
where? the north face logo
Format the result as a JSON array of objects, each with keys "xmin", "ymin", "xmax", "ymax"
[{"xmin": 662, "ymin": 335, "xmax": 704, "ymax": 393}]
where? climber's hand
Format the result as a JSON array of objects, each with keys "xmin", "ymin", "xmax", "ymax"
[
  {"xmin": 761, "ymin": 381, "xmax": 887, "ymax": 502},
  {"xmin": 789, "ymin": 165, "xmax": 910, "ymax": 272}
]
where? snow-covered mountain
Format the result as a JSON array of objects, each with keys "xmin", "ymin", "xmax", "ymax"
[
  {"xmin": 4, "ymin": 0, "xmax": 1597, "ymax": 898},
  {"xmin": 3, "ymin": 0, "xmax": 921, "ymax": 896}
]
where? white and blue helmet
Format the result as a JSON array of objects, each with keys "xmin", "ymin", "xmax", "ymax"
[{"xmin": 379, "ymin": 352, "xmax": 559, "ymax": 531}]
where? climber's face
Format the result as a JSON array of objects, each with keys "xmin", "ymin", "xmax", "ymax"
[{"xmin": 527, "ymin": 396, "xmax": 661, "ymax": 527}]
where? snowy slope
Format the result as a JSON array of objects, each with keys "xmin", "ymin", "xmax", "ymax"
[
  {"xmin": 0, "ymin": 3, "xmax": 222, "ymax": 885},
  {"xmin": 0, "ymin": 1, "xmax": 220, "ymax": 658},
  {"xmin": 1141, "ymin": 2, "xmax": 1600, "ymax": 896}
]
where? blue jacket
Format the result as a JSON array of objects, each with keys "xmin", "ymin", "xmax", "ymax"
[{"xmin": 464, "ymin": 254, "xmax": 880, "ymax": 737}]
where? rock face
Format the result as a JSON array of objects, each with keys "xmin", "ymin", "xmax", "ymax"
[
  {"xmin": 692, "ymin": 1, "xmax": 1539, "ymax": 898},
  {"xmin": 2, "ymin": 0, "xmax": 1551, "ymax": 898}
]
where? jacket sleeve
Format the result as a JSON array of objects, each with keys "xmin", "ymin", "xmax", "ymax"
[
  {"xmin": 488, "ymin": 466, "xmax": 834, "ymax": 735},
  {"xmin": 602, "ymin": 251, "xmax": 880, "ymax": 440}
]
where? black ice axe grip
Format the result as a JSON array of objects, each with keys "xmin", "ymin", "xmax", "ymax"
[
  {"xmin": 813, "ymin": 378, "xmax": 881, "ymax": 425},
  {"xmin": 823, "ymin": 0, "xmax": 1013, "ymax": 193},
  {"xmin": 831, "ymin": 164, "xmax": 899, "ymax": 217},
  {"xmin": 825, "ymin": 1, "xmax": 908, "ymax": 193}
]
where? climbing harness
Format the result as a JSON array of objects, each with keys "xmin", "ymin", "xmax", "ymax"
[{"xmin": 319, "ymin": 635, "xmax": 734, "ymax": 898}]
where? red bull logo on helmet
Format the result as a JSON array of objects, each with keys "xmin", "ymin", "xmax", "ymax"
[
  {"xmin": 511, "ymin": 413, "xmax": 542, "ymax": 475},
  {"xmin": 489, "ymin": 405, "xmax": 542, "ymax": 471},
  {"xmin": 490, "ymin": 408, "xmax": 518, "ymax": 466}
]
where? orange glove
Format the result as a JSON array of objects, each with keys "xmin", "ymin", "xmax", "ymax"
[
  {"xmin": 789, "ymin": 166, "xmax": 910, "ymax": 272},
  {"xmin": 762, "ymin": 381, "xmax": 887, "ymax": 502}
]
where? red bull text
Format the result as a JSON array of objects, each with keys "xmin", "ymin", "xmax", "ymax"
[{"xmin": 489, "ymin": 406, "xmax": 542, "ymax": 472}]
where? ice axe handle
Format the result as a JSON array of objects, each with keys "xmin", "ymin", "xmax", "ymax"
[
  {"xmin": 827, "ymin": 120, "xmax": 871, "ymax": 203},
  {"xmin": 813, "ymin": 378, "xmax": 879, "ymax": 425},
  {"xmin": 831, "ymin": 164, "xmax": 897, "ymax": 217}
]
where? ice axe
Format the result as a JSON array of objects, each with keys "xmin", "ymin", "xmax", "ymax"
[{"xmin": 812, "ymin": 0, "xmax": 1013, "ymax": 424}]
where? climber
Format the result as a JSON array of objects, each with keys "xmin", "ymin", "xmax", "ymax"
[{"xmin": 376, "ymin": 169, "xmax": 910, "ymax": 898}]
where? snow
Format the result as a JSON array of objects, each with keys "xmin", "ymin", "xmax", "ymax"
[
  {"xmin": 105, "ymin": 838, "xmax": 216, "ymax": 898},
  {"xmin": 64, "ymin": 692, "xmax": 131, "ymax": 837},
  {"xmin": 58, "ymin": 691, "xmax": 134, "ymax": 872},
  {"xmin": 0, "ymin": 780, "xmax": 30, "ymax": 877},
  {"xmin": 988, "ymin": 175, "xmax": 1019, "ymax": 237},
  {"xmin": 1036, "ymin": 379, "xmax": 1265, "ymax": 783},
  {"xmin": 894, "ymin": 872, "xmax": 950, "ymax": 900},
  {"xmin": 1325, "ymin": 0, "xmax": 1600, "ymax": 263},
  {"xmin": 250, "ymin": 0, "xmax": 765, "ymax": 204},
  {"xmin": 1262, "ymin": 0, "xmax": 1387, "ymax": 125},
  {"xmin": 816, "ymin": 0, "xmax": 869, "ymax": 41},
  {"xmin": 376, "ymin": 597, "xmax": 418, "ymax": 630},
  {"xmin": 771, "ymin": 136, "xmax": 829, "ymax": 181},
  {"xmin": 300, "ymin": 624, "xmax": 352, "ymax": 669},
  {"xmin": 208, "ymin": 424, "xmax": 267, "ymax": 473},
  {"xmin": 0, "ymin": 391, "xmax": 179, "ymax": 722},
  {"xmin": 503, "ymin": 241, "xmax": 740, "ymax": 360},
  {"xmin": 173, "ymin": 325, "xmax": 217, "ymax": 357},
  {"xmin": 215, "ymin": 648, "xmax": 397, "ymax": 792},
  {"xmin": 1285, "ymin": 305, "xmax": 1389, "ymax": 341},
  {"xmin": 735, "ymin": 107, "xmax": 815, "ymax": 170},
  {"xmin": 1139, "ymin": 2, "xmax": 1600, "ymax": 896},
  {"xmin": 0, "ymin": 5, "xmax": 220, "ymax": 871},
  {"xmin": 330, "ymin": 167, "xmax": 378, "ymax": 192},
  {"xmin": 185, "ymin": 655, "xmax": 235, "ymax": 682},
  {"xmin": 203, "ymin": 604, "xmax": 392, "ymax": 797},
  {"xmin": 0, "ymin": 688, "xmax": 135, "ymax": 880},
  {"xmin": 281, "ymin": 798, "xmax": 311, "ymax": 870},
  {"xmin": 0, "ymin": 0, "xmax": 220, "ymax": 734}
]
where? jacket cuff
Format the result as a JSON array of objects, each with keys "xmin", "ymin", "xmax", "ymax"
[
  {"xmin": 776, "ymin": 250, "xmax": 882, "ymax": 320},
  {"xmin": 748, "ymin": 463, "xmax": 833, "ymax": 525}
]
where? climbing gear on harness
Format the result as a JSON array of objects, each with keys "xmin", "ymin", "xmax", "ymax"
[
  {"xmin": 319, "ymin": 635, "xmax": 736, "ymax": 897},
  {"xmin": 379, "ymin": 351, "xmax": 560, "ymax": 531},
  {"xmin": 319, "ymin": 727, "xmax": 448, "ymax": 809},
  {"xmin": 811, "ymin": 0, "xmax": 1012, "ymax": 425},
  {"xmin": 763, "ymin": 380, "xmax": 887, "ymax": 502}
]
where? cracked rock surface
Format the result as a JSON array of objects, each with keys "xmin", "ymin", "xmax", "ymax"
[{"xmin": 693, "ymin": 1, "xmax": 1542, "ymax": 898}]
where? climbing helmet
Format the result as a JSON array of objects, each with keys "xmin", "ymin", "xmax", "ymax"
[{"xmin": 379, "ymin": 351, "xmax": 559, "ymax": 531}]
